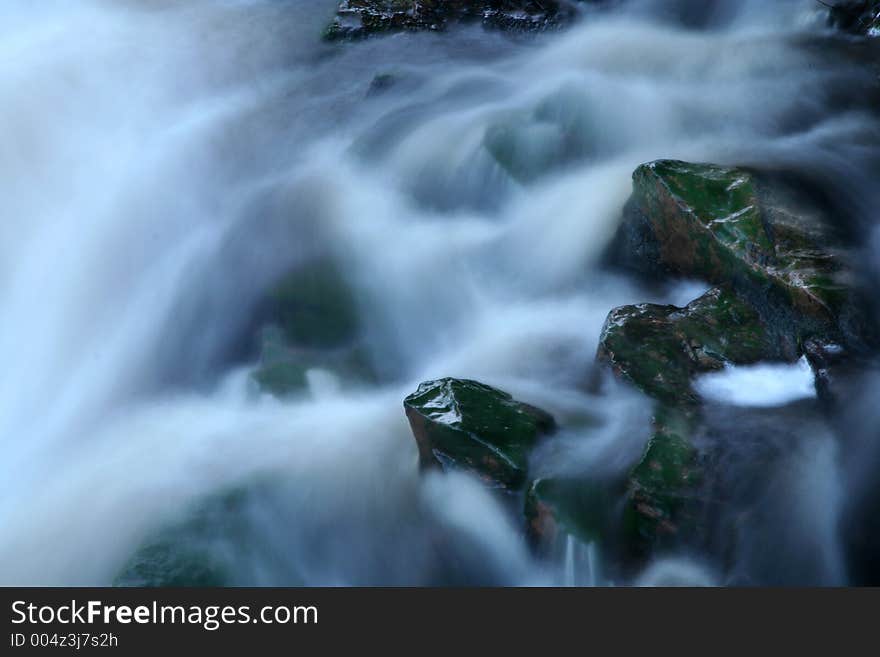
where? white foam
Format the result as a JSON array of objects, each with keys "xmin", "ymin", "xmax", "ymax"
[{"xmin": 695, "ymin": 356, "xmax": 816, "ymax": 407}]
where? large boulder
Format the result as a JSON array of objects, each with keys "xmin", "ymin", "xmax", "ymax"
[
  {"xmin": 612, "ymin": 160, "xmax": 875, "ymax": 352},
  {"xmin": 404, "ymin": 378, "xmax": 555, "ymax": 489},
  {"xmin": 595, "ymin": 159, "xmax": 874, "ymax": 562},
  {"xmin": 323, "ymin": 1, "xmax": 579, "ymax": 40},
  {"xmin": 621, "ymin": 161, "xmax": 850, "ymax": 329}
]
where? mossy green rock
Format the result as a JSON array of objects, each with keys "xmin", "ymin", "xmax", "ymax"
[
  {"xmin": 404, "ymin": 378, "xmax": 555, "ymax": 489},
  {"xmin": 597, "ymin": 286, "xmax": 779, "ymax": 406},
  {"xmin": 624, "ymin": 160, "xmax": 851, "ymax": 336},
  {"xmin": 525, "ymin": 476, "xmax": 613, "ymax": 548},
  {"xmin": 597, "ymin": 286, "xmax": 782, "ymax": 557},
  {"xmin": 622, "ymin": 407, "xmax": 699, "ymax": 556},
  {"xmin": 323, "ymin": 1, "xmax": 575, "ymax": 40},
  {"xmin": 483, "ymin": 89, "xmax": 598, "ymax": 183},
  {"xmin": 596, "ymin": 159, "xmax": 869, "ymax": 564}
]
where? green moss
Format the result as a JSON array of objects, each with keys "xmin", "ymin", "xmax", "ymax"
[
  {"xmin": 525, "ymin": 476, "xmax": 612, "ymax": 545},
  {"xmin": 598, "ymin": 287, "xmax": 778, "ymax": 556},
  {"xmin": 598, "ymin": 286, "xmax": 773, "ymax": 406},
  {"xmin": 648, "ymin": 160, "xmax": 773, "ymax": 257},
  {"xmin": 404, "ymin": 378, "xmax": 555, "ymax": 489},
  {"xmin": 630, "ymin": 160, "xmax": 847, "ymax": 326},
  {"xmin": 830, "ymin": 1, "xmax": 880, "ymax": 35}
]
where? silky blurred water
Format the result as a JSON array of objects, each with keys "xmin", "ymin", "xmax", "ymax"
[{"xmin": 0, "ymin": 0, "xmax": 876, "ymax": 585}]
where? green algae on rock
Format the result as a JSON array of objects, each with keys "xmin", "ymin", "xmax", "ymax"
[
  {"xmin": 620, "ymin": 160, "xmax": 852, "ymax": 339},
  {"xmin": 251, "ymin": 325, "xmax": 375, "ymax": 398},
  {"xmin": 266, "ymin": 257, "xmax": 360, "ymax": 350},
  {"xmin": 596, "ymin": 286, "xmax": 780, "ymax": 556},
  {"xmin": 323, "ymin": 1, "xmax": 576, "ymax": 40},
  {"xmin": 404, "ymin": 378, "xmax": 555, "ymax": 489},
  {"xmin": 597, "ymin": 286, "xmax": 780, "ymax": 406},
  {"xmin": 525, "ymin": 475, "xmax": 614, "ymax": 549}
]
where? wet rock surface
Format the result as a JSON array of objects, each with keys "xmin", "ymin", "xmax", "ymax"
[
  {"xmin": 404, "ymin": 378, "xmax": 555, "ymax": 489},
  {"xmin": 323, "ymin": 1, "xmax": 581, "ymax": 40},
  {"xmin": 595, "ymin": 285, "xmax": 787, "ymax": 558},
  {"xmin": 614, "ymin": 160, "xmax": 859, "ymax": 343},
  {"xmin": 597, "ymin": 286, "xmax": 781, "ymax": 407}
]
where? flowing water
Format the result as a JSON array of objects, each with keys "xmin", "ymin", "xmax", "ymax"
[{"xmin": 1, "ymin": 0, "xmax": 878, "ymax": 586}]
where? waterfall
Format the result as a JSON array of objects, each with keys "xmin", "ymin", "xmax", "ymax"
[{"xmin": 0, "ymin": 0, "xmax": 876, "ymax": 586}]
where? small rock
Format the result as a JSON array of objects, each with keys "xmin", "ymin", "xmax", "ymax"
[{"xmin": 404, "ymin": 378, "xmax": 555, "ymax": 489}]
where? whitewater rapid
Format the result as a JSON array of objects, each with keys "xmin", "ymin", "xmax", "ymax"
[{"xmin": 0, "ymin": 0, "xmax": 874, "ymax": 585}]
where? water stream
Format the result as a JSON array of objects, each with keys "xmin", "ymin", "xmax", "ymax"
[{"xmin": 1, "ymin": 0, "xmax": 878, "ymax": 585}]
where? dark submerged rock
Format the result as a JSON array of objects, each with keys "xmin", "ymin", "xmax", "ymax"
[
  {"xmin": 404, "ymin": 378, "xmax": 555, "ymax": 489},
  {"xmin": 252, "ymin": 326, "xmax": 374, "ymax": 397},
  {"xmin": 265, "ymin": 257, "xmax": 359, "ymax": 350},
  {"xmin": 484, "ymin": 85, "xmax": 603, "ymax": 184},
  {"xmin": 323, "ymin": 1, "xmax": 579, "ymax": 40},
  {"xmin": 114, "ymin": 490, "xmax": 253, "ymax": 587},
  {"xmin": 829, "ymin": 1, "xmax": 880, "ymax": 36},
  {"xmin": 597, "ymin": 286, "xmax": 781, "ymax": 406},
  {"xmin": 627, "ymin": 162, "xmax": 848, "ymax": 323}
]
